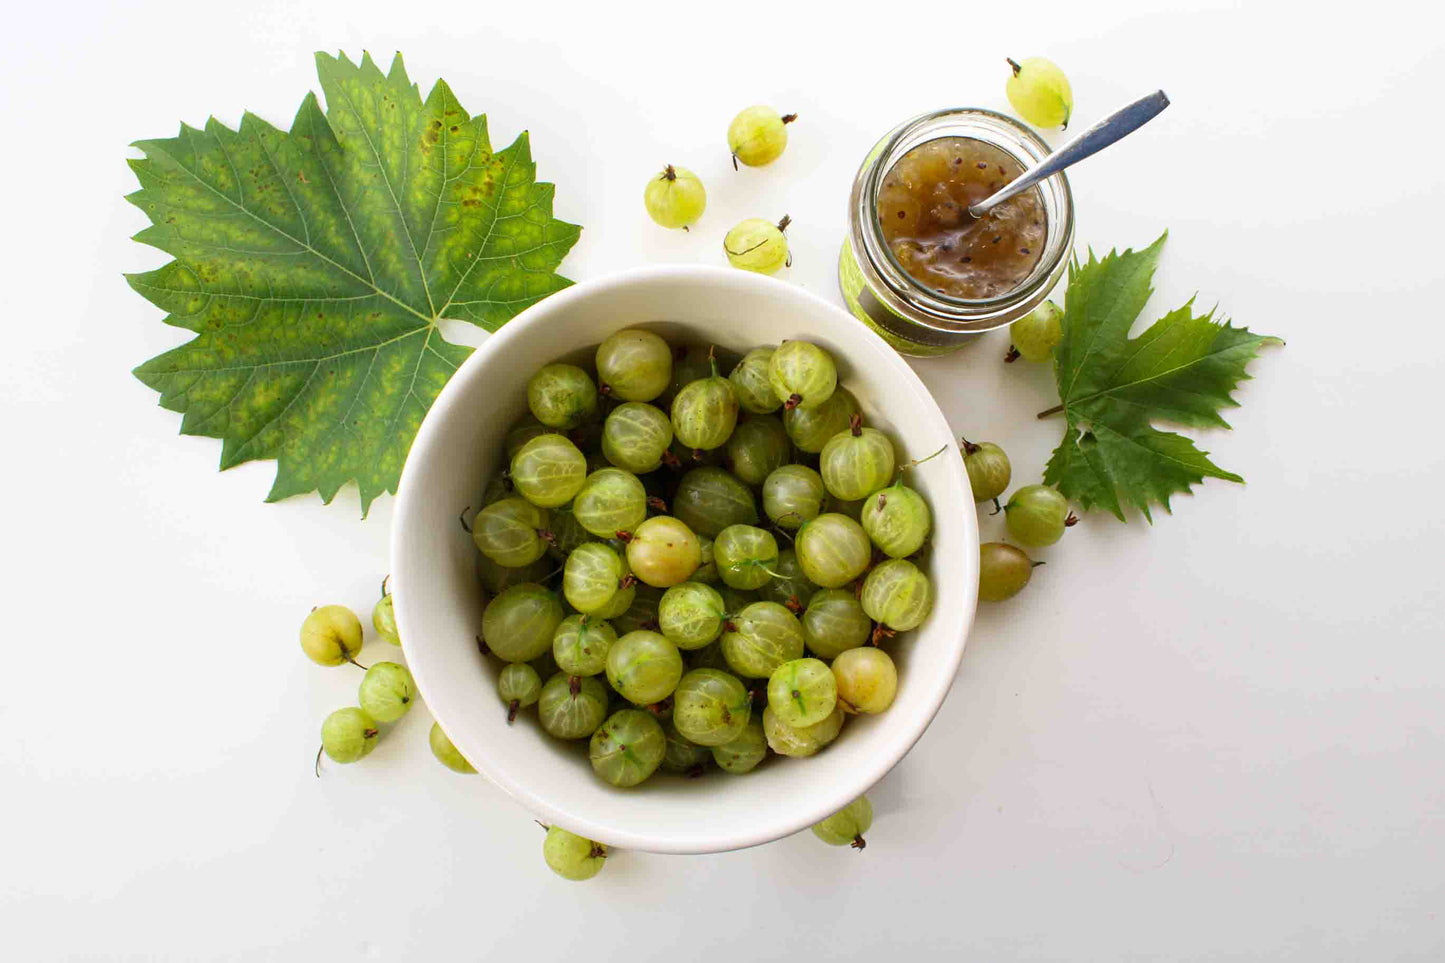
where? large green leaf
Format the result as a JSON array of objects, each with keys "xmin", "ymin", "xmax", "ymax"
[
  {"xmin": 1043, "ymin": 233, "xmax": 1281, "ymax": 522},
  {"xmin": 127, "ymin": 51, "xmax": 581, "ymax": 515}
]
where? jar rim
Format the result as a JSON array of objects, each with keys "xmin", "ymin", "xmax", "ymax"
[{"xmin": 849, "ymin": 107, "xmax": 1074, "ymax": 337}]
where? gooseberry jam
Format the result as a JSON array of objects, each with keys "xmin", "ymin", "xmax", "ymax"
[
  {"xmin": 839, "ymin": 108, "xmax": 1074, "ymax": 356},
  {"xmin": 877, "ymin": 137, "xmax": 1046, "ymax": 300}
]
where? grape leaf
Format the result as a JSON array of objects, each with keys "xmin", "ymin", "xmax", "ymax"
[
  {"xmin": 1042, "ymin": 233, "xmax": 1282, "ymax": 522},
  {"xmin": 127, "ymin": 51, "xmax": 581, "ymax": 515}
]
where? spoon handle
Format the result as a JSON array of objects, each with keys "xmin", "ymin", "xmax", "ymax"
[{"xmin": 968, "ymin": 90, "xmax": 1171, "ymax": 218}]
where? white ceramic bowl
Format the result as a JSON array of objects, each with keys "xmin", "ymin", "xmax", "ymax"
[{"xmin": 392, "ymin": 265, "xmax": 978, "ymax": 854}]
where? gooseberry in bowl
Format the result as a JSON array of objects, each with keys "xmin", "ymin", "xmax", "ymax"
[{"xmin": 391, "ymin": 266, "xmax": 975, "ymax": 854}]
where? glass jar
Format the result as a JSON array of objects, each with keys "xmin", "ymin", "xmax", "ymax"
[{"xmin": 838, "ymin": 108, "xmax": 1074, "ymax": 356}]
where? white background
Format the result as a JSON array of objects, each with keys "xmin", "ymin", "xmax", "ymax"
[{"xmin": 3, "ymin": 1, "xmax": 1442, "ymax": 959}]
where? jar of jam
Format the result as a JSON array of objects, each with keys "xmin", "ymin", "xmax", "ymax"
[{"xmin": 839, "ymin": 108, "xmax": 1074, "ymax": 356}]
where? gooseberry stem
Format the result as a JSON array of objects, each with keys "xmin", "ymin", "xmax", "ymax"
[
  {"xmin": 314, "ymin": 745, "xmax": 324, "ymax": 778},
  {"xmin": 458, "ymin": 506, "xmax": 473, "ymax": 533},
  {"xmin": 380, "ymin": 575, "xmax": 390, "ymax": 598},
  {"xmin": 849, "ymin": 413, "xmax": 863, "ymax": 437},
  {"xmin": 507, "ymin": 699, "xmax": 520, "ymax": 724},
  {"xmin": 569, "ymin": 676, "xmax": 582, "ymax": 697},
  {"xmin": 1006, "ymin": 57, "xmax": 1022, "ymax": 76},
  {"xmin": 647, "ymin": 496, "xmax": 668, "ymax": 513},
  {"xmin": 851, "ymin": 834, "xmax": 867, "ymax": 851},
  {"xmin": 990, "ymin": 498, "xmax": 1002, "ymax": 515},
  {"xmin": 476, "ymin": 634, "xmax": 490, "ymax": 656},
  {"xmin": 960, "ymin": 437, "xmax": 980, "ymax": 455},
  {"xmin": 349, "ymin": 657, "xmax": 370, "ymax": 671},
  {"xmin": 896, "ymin": 443, "xmax": 951, "ymax": 474},
  {"xmin": 1005, "ymin": 345, "xmax": 1021, "ymax": 363},
  {"xmin": 1065, "ymin": 513, "xmax": 1079, "ymax": 527},
  {"xmin": 589, "ymin": 843, "xmax": 608, "ymax": 858}
]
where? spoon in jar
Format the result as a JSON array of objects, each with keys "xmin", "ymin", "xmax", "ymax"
[{"xmin": 967, "ymin": 90, "xmax": 1171, "ymax": 219}]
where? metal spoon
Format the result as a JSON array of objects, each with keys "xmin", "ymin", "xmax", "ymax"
[{"xmin": 968, "ymin": 90, "xmax": 1171, "ymax": 219}]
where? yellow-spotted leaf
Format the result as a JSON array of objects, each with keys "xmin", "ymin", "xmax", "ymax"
[{"xmin": 128, "ymin": 51, "xmax": 581, "ymax": 515}]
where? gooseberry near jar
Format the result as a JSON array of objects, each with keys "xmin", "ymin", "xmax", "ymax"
[
  {"xmin": 605, "ymin": 630, "xmax": 684, "ymax": 706},
  {"xmin": 961, "ymin": 439, "xmax": 1011, "ymax": 506},
  {"xmin": 724, "ymin": 216, "xmax": 792, "ymax": 274},
  {"xmin": 624, "ymin": 516, "xmax": 702, "ymax": 587},
  {"xmin": 762, "ymin": 703, "xmax": 845, "ymax": 758},
  {"xmin": 671, "ymin": 354, "xmax": 740, "ymax": 450},
  {"xmin": 472, "ymin": 497, "xmax": 551, "ymax": 567},
  {"xmin": 589, "ymin": 708, "xmax": 667, "ymax": 788},
  {"xmin": 527, "ymin": 363, "xmax": 598, "ymax": 429},
  {"xmin": 358, "ymin": 661, "xmax": 416, "ymax": 723},
  {"xmin": 794, "ymin": 513, "xmax": 872, "ymax": 588},
  {"xmin": 727, "ymin": 105, "xmax": 795, "ymax": 168},
  {"xmin": 769, "ymin": 340, "xmax": 838, "ymax": 411},
  {"xmin": 860, "ymin": 480, "xmax": 931, "ymax": 558},
  {"xmin": 482, "ymin": 583, "xmax": 564, "ymax": 662},
  {"xmin": 978, "ymin": 542, "xmax": 1037, "ymax": 602},
  {"xmin": 672, "ymin": 668, "xmax": 752, "ymax": 746},
  {"xmin": 658, "ymin": 582, "xmax": 726, "ymax": 650},
  {"xmin": 812, "ymin": 795, "xmax": 873, "ymax": 849},
  {"xmin": 596, "ymin": 328, "xmax": 673, "ymax": 401},
  {"xmin": 720, "ymin": 600, "xmax": 805, "ymax": 678},
  {"xmin": 1004, "ymin": 484, "xmax": 1075, "ymax": 547},
  {"xmin": 801, "ymin": 589, "xmax": 872, "ymax": 659},
  {"xmin": 643, "ymin": 164, "xmax": 707, "ymax": 230},
  {"xmin": 300, "ymin": 605, "xmax": 364, "ymax": 667},
  {"xmin": 538, "ymin": 673, "xmax": 610, "ymax": 740},
  {"xmin": 673, "ymin": 467, "xmax": 759, "ymax": 537},
  {"xmin": 496, "ymin": 662, "xmax": 542, "ymax": 722},
  {"xmin": 820, "ymin": 416, "xmax": 896, "ymax": 501},
  {"xmin": 320, "ymin": 707, "xmax": 379, "ymax": 764},
  {"xmin": 860, "ymin": 559, "xmax": 934, "ymax": 632},
  {"xmin": 543, "ymin": 826, "xmax": 608, "ymax": 881},
  {"xmin": 553, "ymin": 614, "xmax": 617, "ymax": 677},
  {"xmin": 728, "ymin": 347, "xmax": 782, "ymax": 414},
  {"xmin": 711, "ymin": 717, "xmax": 768, "ymax": 774},
  {"xmin": 573, "ymin": 467, "xmax": 647, "ymax": 537},
  {"xmin": 563, "ymin": 542, "xmax": 633, "ymax": 615},
  {"xmin": 763, "ymin": 464, "xmax": 826, "ymax": 530},
  {"xmin": 429, "ymin": 722, "xmax": 475, "ymax": 774},
  {"xmin": 726, "ymin": 417, "xmax": 791, "ymax": 486},
  {"xmin": 767, "ymin": 658, "xmax": 838, "ymax": 729},
  {"xmin": 1008, "ymin": 300, "xmax": 1063, "ymax": 362},
  {"xmin": 832, "ymin": 647, "xmax": 898, "ymax": 715},
  {"xmin": 602, "ymin": 402, "xmax": 673, "ymax": 473},
  {"xmin": 1006, "ymin": 56, "xmax": 1073, "ymax": 129},
  {"xmin": 713, "ymin": 524, "xmax": 780, "ymax": 591},
  {"xmin": 784, "ymin": 386, "xmax": 860, "ymax": 453},
  {"xmin": 510, "ymin": 433, "xmax": 587, "ymax": 508}
]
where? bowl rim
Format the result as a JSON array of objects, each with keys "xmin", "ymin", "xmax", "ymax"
[{"xmin": 391, "ymin": 264, "xmax": 978, "ymax": 854}]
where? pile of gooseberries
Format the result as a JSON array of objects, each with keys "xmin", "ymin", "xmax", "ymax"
[{"xmin": 466, "ymin": 328, "xmax": 944, "ymax": 794}]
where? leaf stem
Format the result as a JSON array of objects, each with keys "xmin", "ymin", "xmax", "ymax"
[{"xmin": 1036, "ymin": 403, "xmax": 1065, "ymax": 419}]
